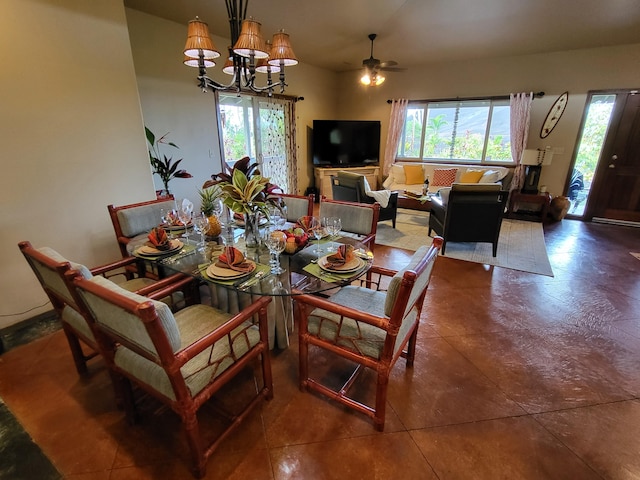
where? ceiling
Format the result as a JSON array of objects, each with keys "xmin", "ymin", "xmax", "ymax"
[{"xmin": 124, "ymin": 0, "xmax": 640, "ymax": 73}]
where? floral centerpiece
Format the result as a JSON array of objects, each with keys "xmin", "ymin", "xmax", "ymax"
[{"xmin": 203, "ymin": 157, "xmax": 282, "ymax": 247}]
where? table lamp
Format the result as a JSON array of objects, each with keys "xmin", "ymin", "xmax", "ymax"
[{"xmin": 520, "ymin": 148, "xmax": 553, "ymax": 194}]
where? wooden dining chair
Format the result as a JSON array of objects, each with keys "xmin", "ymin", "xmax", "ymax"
[
  {"xmin": 279, "ymin": 193, "xmax": 314, "ymax": 222},
  {"xmin": 107, "ymin": 196, "xmax": 176, "ymax": 278},
  {"xmin": 18, "ymin": 241, "xmax": 191, "ymax": 375},
  {"xmin": 319, "ymin": 198, "xmax": 380, "ymax": 253},
  {"xmin": 293, "ymin": 238, "xmax": 443, "ymax": 431},
  {"xmin": 68, "ymin": 270, "xmax": 273, "ymax": 478}
]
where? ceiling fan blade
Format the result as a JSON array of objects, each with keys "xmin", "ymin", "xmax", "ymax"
[
  {"xmin": 379, "ymin": 60, "xmax": 398, "ymax": 68},
  {"xmin": 379, "ymin": 67, "xmax": 407, "ymax": 72}
]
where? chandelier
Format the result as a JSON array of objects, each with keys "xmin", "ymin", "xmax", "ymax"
[{"xmin": 183, "ymin": 0, "xmax": 297, "ymax": 96}]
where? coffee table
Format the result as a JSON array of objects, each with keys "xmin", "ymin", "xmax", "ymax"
[{"xmin": 397, "ymin": 193, "xmax": 431, "ymax": 211}]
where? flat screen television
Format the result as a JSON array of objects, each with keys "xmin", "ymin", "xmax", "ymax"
[{"xmin": 312, "ymin": 120, "xmax": 381, "ymax": 167}]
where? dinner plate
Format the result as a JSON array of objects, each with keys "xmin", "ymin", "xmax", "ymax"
[
  {"xmin": 206, "ymin": 261, "xmax": 256, "ymax": 279},
  {"xmin": 318, "ymin": 254, "xmax": 364, "ymax": 273},
  {"xmin": 233, "ymin": 217, "xmax": 268, "ymax": 227},
  {"xmin": 136, "ymin": 240, "xmax": 183, "ymax": 256},
  {"xmin": 164, "ymin": 222, "xmax": 192, "ymax": 231}
]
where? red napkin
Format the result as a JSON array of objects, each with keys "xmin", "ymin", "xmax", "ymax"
[
  {"xmin": 147, "ymin": 227, "xmax": 171, "ymax": 250},
  {"xmin": 296, "ymin": 216, "xmax": 314, "ymax": 233},
  {"xmin": 325, "ymin": 244, "xmax": 354, "ymax": 268},
  {"xmin": 215, "ymin": 247, "xmax": 254, "ymax": 272}
]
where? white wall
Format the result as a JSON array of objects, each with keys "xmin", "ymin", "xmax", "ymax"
[
  {"xmin": 0, "ymin": 0, "xmax": 156, "ymax": 328},
  {"xmin": 335, "ymin": 44, "xmax": 640, "ymax": 197}
]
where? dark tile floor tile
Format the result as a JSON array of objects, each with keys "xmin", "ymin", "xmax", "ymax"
[{"xmin": 411, "ymin": 416, "xmax": 602, "ymax": 480}]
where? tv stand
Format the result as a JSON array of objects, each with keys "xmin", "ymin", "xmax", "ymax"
[{"xmin": 314, "ymin": 166, "xmax": 380, "ymax": 200}]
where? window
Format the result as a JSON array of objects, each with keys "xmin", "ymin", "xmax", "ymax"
[
  {"xmin": 397, "ymin": 99, "xmax": 513, "ymax": 164},
  {"xmin": 217, "ymin": 92, "xmax": 297, "ymax": 193}
]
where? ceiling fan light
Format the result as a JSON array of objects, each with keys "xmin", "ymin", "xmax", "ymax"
[
  {"xmin": 374, "ymin": 75, "xmax": 385, "ymax": 86},
  {"xmin": 268, "ymin": 31, "xmax": 298, "ymax": 66},
  {"xmin": 184, "ymin": 17, "xmax": 220, "ymax": 59},
  {"xmin": 360, "ymin": 73, "xmax": 372, "ymax": 85},
  {"xmin": 233, "ymin": 18, "xmax": 269, "ymax": 59}
]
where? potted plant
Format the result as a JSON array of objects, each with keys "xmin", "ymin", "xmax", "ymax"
[{"xmin": 146, "ymin": 126, "xmax": 192, "ymax": 195}]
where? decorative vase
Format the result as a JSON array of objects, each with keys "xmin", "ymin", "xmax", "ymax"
[{"xmin": 243, "ymin": 211, "xmax": 261, "ymax": 248}]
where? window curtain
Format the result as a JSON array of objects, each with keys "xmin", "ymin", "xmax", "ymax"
[
  {"xmin": 383, "ymin": 98, "xmax": 408, "ymax": 175},
  {"xmin": 258, "ymin": 97, "xmax": 297, "ymax": 194},
  {"xmin": 509, "ymin": 92, "xmax": 534, "ymax": 193}
]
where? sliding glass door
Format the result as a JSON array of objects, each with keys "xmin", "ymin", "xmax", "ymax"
[{"xmin": 217, "ymin": 93, "xmax": 297, "ymax": 194}]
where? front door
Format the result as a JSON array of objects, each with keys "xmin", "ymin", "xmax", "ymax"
[{"xmin": 587, "ymin": 90, "xmax": 640, "ymax": 223}]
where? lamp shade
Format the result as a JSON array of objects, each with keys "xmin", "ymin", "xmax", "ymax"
[
  {"xmin": 183, "ymin": 55, "xmax": 215, "ymax": 68},
  {"xmin": 184, "ymin": 17, "xmax": 220, "ymax": 59},
  {"xmin": 222, "ymin": 56, "xmax": 251, "ymax": 78},
  {"xmin": 521, "ymin": 149, "xmax": 553, "ymax": 166},
  {"xmin": 233, "ymin": 19, "xmax": 269, "ymax": 59},
  {"xmin": 256, "ymin": 41, "xmax": 281, "ymax": 73},
  {"xmin": 268, "ymin": 31, "xmax": 298, "ymax": 66}
]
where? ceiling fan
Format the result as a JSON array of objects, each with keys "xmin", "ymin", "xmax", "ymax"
[{"xmin": 360, "ymin": 33, "xmax": 405, "ymax": 86}]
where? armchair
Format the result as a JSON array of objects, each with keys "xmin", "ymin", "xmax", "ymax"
[
  {"xmin": 107, "ymin": 196, "xmax": 176, "ymax": 278},
  {"xmin": 428, "ymin": 184, "xmax": 508, "ymax": 256},
  {"xmin": 69, "ymin": 271, "xmax": 273, "ymax": 478},
  {"xmin": 331, "ymin": 171, "xmax": 398, "ymax": 228},
  {"xmin": 279, "ymin": 193, "xmax": 314, "ymax": 222},
  {"xmin": 319, "ymin": 199, "xmax": 380, "ymax": 254},
  {"xmin": 294, "ymin": 238, "xmax": 442, "ymax": 430},
  {"xmin": 18, "ymin": 241, "xmax": 191, "ymax": 375}
]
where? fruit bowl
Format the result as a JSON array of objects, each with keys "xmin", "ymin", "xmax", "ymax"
[{"xmin": 280, "ymin": 227, "xmax": 309, "ymax": 254}]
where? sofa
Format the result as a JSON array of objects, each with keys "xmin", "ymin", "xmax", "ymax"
[{"xmin": 382, "ymin": 162, "xmax": 513, "ymax": 197}]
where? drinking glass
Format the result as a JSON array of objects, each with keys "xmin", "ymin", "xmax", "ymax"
[
  {"xmin": 265, "ymin": 228, "xmax": 286, "ymax": 274},
  {"xmin": 193, "ymin": 212, "xmax": 209, "ymax": 248},
  {"xmin": 323, "ymin": 216, "xmax": 341, "ymax": 240},
  {"xmin": 178, "ymin": 202, "xmax": 193, "ymax": 244},
  {"xmin": 309, "ymin": 216, "xmax": 323, "ymax": 259}
]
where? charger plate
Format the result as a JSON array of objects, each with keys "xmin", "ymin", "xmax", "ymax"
[{"xmin": 206, "ymin": 261, "xmax": 256, "ymax": 279}]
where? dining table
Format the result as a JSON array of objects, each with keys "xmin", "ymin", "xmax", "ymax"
[{"xmin": 127, "ymin": 223, "xmax": 374, "ymax": 350}]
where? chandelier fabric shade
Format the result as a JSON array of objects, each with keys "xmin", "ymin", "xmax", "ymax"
[
  {"xmin": 233, "ymin": 19, "xmax": 269, "ymax": 59},
  {"xmin": 182, "ymin": 1, "xmax": 297, "ymax": 95},
  {"xmin": 268, "ymin": 31, "xmax": 298, "ymax": 66},
  {"xmin": 256, "ymin": 41, "xmax": 281, "ymax": 73},
  {"xmin": 184, "ymin": 18, "xmax": 220, "ymax": 59}
]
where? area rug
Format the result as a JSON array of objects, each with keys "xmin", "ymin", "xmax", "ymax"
[{"xmin": 376, "ymin": 209, "xmax": 554, "ymax": 277}]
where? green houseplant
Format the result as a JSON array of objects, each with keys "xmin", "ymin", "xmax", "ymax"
[{"xmin": 146, "ymin": 126, "xmax": 192, "ymax": 195}]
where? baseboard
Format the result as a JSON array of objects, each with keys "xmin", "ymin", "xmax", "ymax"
[
  {"xmin": 592, "ymin": 217, "xmax": 640, "ymax": 228},
  {"xmin": 0, "ymin": 310, "xmax": 60, "ymax": 355}
]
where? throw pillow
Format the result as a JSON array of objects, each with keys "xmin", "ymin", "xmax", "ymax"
[
  {"xmin": 479, "ymin": 169, "xmax": 501, "ymax": 183},
  {"xmin": 459, "ymin": 169, "xmax": 484, "ymax": 183},
  {"xmin": 432, "ymin": 168, "xmax": 458, "ymax": 187},
  {"xmin": 403, "ymin": 164, "xmax": 424, "ymax": 185},
  {"xmin": 390, "ymin": 164, "xmax": 406, "ymax": 184}
]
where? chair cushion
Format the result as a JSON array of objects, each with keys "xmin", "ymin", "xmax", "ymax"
[
  {"xmin": 432, "ymin": 168, "xmax": 458, "ymax": 187},
  {"xmin": 320, "ymin": 202, "xmax": 374, "ymax": 236},
  {"xmin": 403, "ymin": 165, "xmax": 424, "ymax": 185},
  {"xmin": 62, "ymin": 304, "xmax": 95, "ymax": 341},
  {"xmin": 114, "ymin": 304, "xmax": 261, "ymax": 400},
  {"xmin": 308, "ymin": 286, "xmax": 388, "ymax": 360},
  {"xmin": 83, "ymin": 276, "xmax": 181, "ymax": 354},
  {"xmin": 117, "ymin": 200, "xmax": 175, "ymax": 238},
  {"xmin": 384, "ymin": 245, "xmax": 430, "ymax": 317}
]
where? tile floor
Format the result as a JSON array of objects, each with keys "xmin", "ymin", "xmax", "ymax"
[{"xmin": 1, "ymin": 219, "xmax": 639, "ymax": 479}]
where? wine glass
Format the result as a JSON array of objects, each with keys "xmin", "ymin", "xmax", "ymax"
[
  {"xmin": 309, "ymin": 216, "xmax": 323, "ymax": 259},
  {"xmin": 193, "ymin": 212, "xmax": 209, "ymax": 249},
  {"xmin": 323, "ymin": 216, "xmax": 341, "ymax": 240},
  {"xmin": 178, "ymin": 200, "xmax": 193, "ymax": 244},
  {"xmin": 265, "ymin": 228, "xmax": 286, "ymax": 274}
]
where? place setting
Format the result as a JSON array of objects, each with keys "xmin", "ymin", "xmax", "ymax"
[
  {"xmin": 303, "ymin": 244, "xmax": 369, "ymax": 283},
  {"xmin": 133, "ymin": 226, "xmax": 187, "ymax": 259},
  {"xmin": 201, "ymin": 246, "xmax": 270, "ymax": 288}
]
